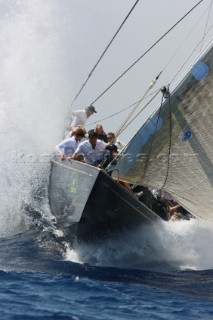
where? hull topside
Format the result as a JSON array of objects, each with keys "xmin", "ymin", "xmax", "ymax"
[{"xmin": 49, "ymin": 158, "xmax": 163, "ymax": 242}]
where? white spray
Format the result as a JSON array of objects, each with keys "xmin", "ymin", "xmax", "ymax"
[
  {"xmin": 66, "ymin": 219, "xmax": 213, "ymax": 271},
  {"xmin": 0, "ymin": 0, "xmax": 75, "ymax": 237}
]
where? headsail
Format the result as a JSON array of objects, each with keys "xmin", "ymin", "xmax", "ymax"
[{"xmin": 113, "ymin": 40, "xmax": 213, "ymax": 221}]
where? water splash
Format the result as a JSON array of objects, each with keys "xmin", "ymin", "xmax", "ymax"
[
  {"xmin": 66, "ymin": 219, "xmax": 213, "ymax": 271},
  {"xmin": 0, "ymin": 0, "xmax": 74, "ymax": 237}
]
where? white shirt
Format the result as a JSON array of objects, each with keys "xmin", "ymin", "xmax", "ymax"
[
  {"xmin": 75, "ymin": 139, "xmax": 107, "ymax": 165},
  {"xmin": 55, "ymin": 136, "xmax": 79, "ymax": 157},
  {"xmin": 70, "ymin": 109, "xmax": 87, "ymax": 129},
  {"xmin": 115, "ymin": 138, "xmax": 126, "ymax": 151}
]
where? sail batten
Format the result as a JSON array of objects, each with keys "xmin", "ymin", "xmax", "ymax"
[{"xmin": 113, "ymin": 41, "xmax": 213, "ymax": 221}]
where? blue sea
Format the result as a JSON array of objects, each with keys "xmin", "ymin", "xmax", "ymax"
[{"xmin": 1, "ymin": 218, "xmax": 213, "ymax": 320}]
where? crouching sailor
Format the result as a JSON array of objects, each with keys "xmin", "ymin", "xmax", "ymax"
[
  {"xmin": 70, "ymin": 130, "xmax": 107, "ymax": 166},
  {"xmin": 55, "ymin": 128, "xmax": 85, "ymax": 160}
]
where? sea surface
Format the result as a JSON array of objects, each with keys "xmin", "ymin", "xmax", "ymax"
[{"xmin": 0, "ymin": 217, "xmax": 213, "ymax": 320}]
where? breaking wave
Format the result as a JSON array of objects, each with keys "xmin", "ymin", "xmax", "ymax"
[{"xmin": 66, "ymin": 219, "xmax": 213, "ymax": 271}]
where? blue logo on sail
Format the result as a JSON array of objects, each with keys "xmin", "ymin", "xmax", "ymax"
[
  {"xmin": 191, "ymin": 61, "xmax": 209, "ymax": 81},
  {"xmin": 182, "ymin": 131, "xmax": 192, "ymax": 142},
  {"xmin": 138, "ymin": 112, "xmax": 163, "ymax": 145}
]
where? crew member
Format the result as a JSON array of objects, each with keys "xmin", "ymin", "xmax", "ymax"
[
  {"xmin": 70, "ymin": 130, "xmax": 107, "ymax": 166},
  {"xmin": 55, "ymin": 128, "xmax": 85, "ymax": 160},
  {"xmin": 69, "ymin": 105, "xmax": 97, "ymax": 134}
]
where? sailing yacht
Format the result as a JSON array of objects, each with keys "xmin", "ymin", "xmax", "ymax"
[{"xmin": 49, "ymin": 39, "xmax": 213, "ymax": 243}]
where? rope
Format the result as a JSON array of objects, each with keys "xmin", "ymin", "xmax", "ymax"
[
  {"xmin": 115, "ymin": 73, "xmax": 161, "ymax": 137},
  {"xmin": 102, "ymin": 90, "xmax": 161, "ymax": 168},
  {"xmin": 70, "ymin": 0, "xmax": 140, "ymax": 107},
  {"xmin": 90, "ymin": 0, "xmax": 204, "ymax": 105},
  {"xmin": 116, "ymin": 90, "xmax": 161, "ymax": 136},
  {"xmin": 86, "ymin": 100, "xmax": 141, "ymax": 128},
  {"xmin": 85, "ymin": 88, "xmax": 160, "ymax": 127}
]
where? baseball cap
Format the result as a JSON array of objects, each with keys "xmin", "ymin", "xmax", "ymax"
[
  {"xmin": 87, "ymin": 105, "xmax": 97, "ymax": 113},
  {"xmin": 106, "ymin": 144, "xmax": 118, "ymax": 152}
]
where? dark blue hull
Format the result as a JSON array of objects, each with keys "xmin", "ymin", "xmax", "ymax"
[{"xmin": 49, "ymin": 158, "xmax": 161, "ymax": 242}]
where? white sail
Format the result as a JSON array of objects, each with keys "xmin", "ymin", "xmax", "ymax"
[{"xmin": 113, "ymin": 40, "xmax": 213, "ymax": 221}]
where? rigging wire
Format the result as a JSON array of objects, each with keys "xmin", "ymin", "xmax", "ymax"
[
  {"xmin": 85, "ymin": 100, "xmax": 142, "ymax": 127},
  {"xmin": 89, "ymin": 2, "xmax": 211, "ymax": 133},
  {"xmin": 108, "ymin": 90, "xmax": 162, "ymax": 169},
  {"xmin": 70, "ymin": 0, "xmax": 140, "ymax": 107},
  {"xmin": 90, "ymin": 0, "xmax": 204, "ymax": 106},
  {"xmin": 84, "ymin": 88, "xmax": 160, "ymax": 127},
  {"xmin": 161, "ymin": 3, "xmax": 213, "ymax": 75},
  {"xmin": 200, "ymin": 0, "xmax": 213, "ymax": 52},
  {"xmin": 116, "ymin": 6, "xmax": 213, "ymax": 136},
  {"xmin": 107, "ymin": 3, "xmax": 212, "ymax": 188},
  {"xmin": 117, "ymin": 90, "xmax": 161, "ymax": 136},
  {"xmin": 125, "ymin": 33, "xmax": 211, "ymax": 187},
  {"xmin": 115, "ymin": 73, "xmax": 161, "ymax": 137},
  {"xmin": 169, "ymin": 25, "xmax": 213, "ymax": 85},
  {"xmin": 117, "ymin": 20, "xmax": 212, "ymax": 136}
]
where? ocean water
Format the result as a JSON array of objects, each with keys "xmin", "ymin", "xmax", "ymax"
[
  {"xmin": 0, "ymin": 219, "xmax": 213, "ymax": 320},
  {"xmin": 1, "ymin": 1, "xmax": 213, "ymax": 319}
]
